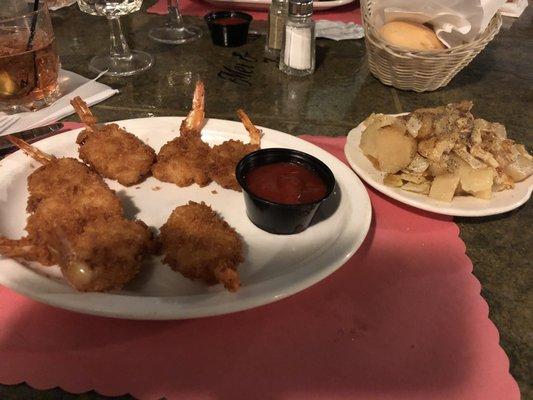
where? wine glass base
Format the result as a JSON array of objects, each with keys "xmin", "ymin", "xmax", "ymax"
[
  {"xmin": 149, "ymin": 25, "xmax": 203, "ymax": 44},
  {"xmin": 89, "ymin": 50, "xmax": 154, "ymax": 77}
]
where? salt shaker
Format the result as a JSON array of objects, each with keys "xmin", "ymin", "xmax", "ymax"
[
  {"xmin": 265, "ymin": 0, "xmax": 288, "ymax": 59},
  {"xmin": 279, "ymin": 0, "xmax": 315, "ymax": 76}
]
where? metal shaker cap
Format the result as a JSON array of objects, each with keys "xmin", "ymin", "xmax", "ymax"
[{"xmin": 288, "ymin": 0, "xmax": 313, "ymax": 17}]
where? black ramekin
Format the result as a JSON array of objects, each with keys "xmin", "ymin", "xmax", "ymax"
[
  {"xmin": 204, "ymin": 11, "xmax": 252, "ymax": 47},
  {"xmin": 236, "ymin": 148, "xmax": 336, "ymax": 235}
]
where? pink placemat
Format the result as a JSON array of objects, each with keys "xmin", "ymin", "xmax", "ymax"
[
  {"xmin": 0, "ymin": 133, "xmax": 519, "ymax": 400},
  {"xmin": 147, "ymin": 0, "xmax": 362, "ymax": 23}
]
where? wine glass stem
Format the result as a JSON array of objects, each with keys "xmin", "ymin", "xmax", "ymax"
[
  {"xmin": 108, "ymin": 17, "xmax": 132, "ymax": 62},
  {"xmin": 167, "ymin": 0, "xmax": 184, "ymax": 28}
]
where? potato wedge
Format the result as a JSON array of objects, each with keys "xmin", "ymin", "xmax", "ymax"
[
  {"xmin": 429, "ymin": 174, "xmax": 461, "ymax": 202},
  {"xmin": 503, "ymin": 154, "xmax": 533, "ymax": 182},
  {"xmin": 404, "ymin": 154, "xmax": 430, "ymax": 174},
  {"xmin": 460, "ymin": 167, "xmax": 494, "ymax": 197},
  {"xmin": 401, "ymin": 172, "xmax": 428, "ymax": 184},
  {"xmin": 473, "ymin": 188, "xmax": 492, "ymax": 200},
  {"xmin": 402, "ymin": 181, "xmax": 430, "ymax": 195},
  {"xmin": 360, "ymin": 125, "xmax": 417, "ymax": 174},
  {"xmin": 384, "ymin": 174, "xmax": 403, "ymax": 187},
  {"xmin": 428, "ymin": 160, "xmax": 449, "ymax": 177},
  {"xmin": 414, "ymin": 112, "xmax": 434, "ymax": 139}
]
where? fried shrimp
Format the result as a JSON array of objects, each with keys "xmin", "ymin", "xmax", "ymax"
[
  {"xmin": 152, "ymin": 81, "xmax": 212, "ymax": 187},
  {"xmin": 160, "ymin": 201, "xmax": 243, "ymax": 292},
  {"xmin": 0, "ymin": 138, "xmax": 156, "ymax": 292},
  {"xmin": 71, "ymin": 96, "xmax": 156, "ymax": 186},
  {"xmin": 8, "ymin": 135, "xmax": 122, "ymax": 214},
  {"xmin": 208, "ymin": 109, "xmax": 262, "ymax": 191},
  {"xmin": 49, "ymin": 217, "xmax": 155, "ymax": 292},
  {"xmin": 26, "ymin": 157, "xmax": 123, "ymax": 214}
]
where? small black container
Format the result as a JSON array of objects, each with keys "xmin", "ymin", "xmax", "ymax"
[
  {"xmin": 204, "ymin": 11, "xmax": 252, "ymax": 47},
  {"xmin": 236, "ymin": 148, "xmax": 336, "ymax": 235}
]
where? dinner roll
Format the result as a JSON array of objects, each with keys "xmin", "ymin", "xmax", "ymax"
[{"xmin": 378, "ymin": 21, "xmax": 445, "ymax": 51}]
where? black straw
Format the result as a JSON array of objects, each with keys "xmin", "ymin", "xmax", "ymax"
[
  {"xmin": 26, "ymin": 0, "xmax": 41, "ymax": 94},
  {"xmin": 26, "ymin": 0, "xmax": 40, "ymax": 51}
]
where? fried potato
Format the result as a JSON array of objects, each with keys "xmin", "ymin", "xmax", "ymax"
[
  {"xmin": 384, "ymin": 174, "xmax": 403, "ymax": 187},
  {"xmin": 358, "ymin": 101, "xmax": 532, "ymax": 203},
  {"xmin": 429, "ymin": 174, "xmax": 461, "ymax": 202},
  {"xmin": 360, "ymin": 125, "xmax": 417, "ymax": 174},
  {"xmin": 459, "ymin": 168, "xmax": 494, "ymax": 199},
  {"xmin": 402, "ymin": 181, "xmax": 431, "ymax": 195},
  {"xmin": 504, "ymin": 154, "xmax": 533, "ymax": 182}
]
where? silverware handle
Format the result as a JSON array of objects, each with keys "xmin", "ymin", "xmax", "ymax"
[{"xmin": 0, "ymin": 123, "xmax": 64, "ymax": 157}]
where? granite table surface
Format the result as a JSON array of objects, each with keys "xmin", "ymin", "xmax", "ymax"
[{"xmin": 0, "ymin": 2, "xmax": 531, "ymax": 399}]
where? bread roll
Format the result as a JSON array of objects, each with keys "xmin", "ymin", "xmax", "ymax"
[{"xmin": 378, "ymin": 21, "xmax": 445, "ymax": 51}]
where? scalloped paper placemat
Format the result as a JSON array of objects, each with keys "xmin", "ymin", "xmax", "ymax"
[{"xmin": 0, "ymin": 132, "xmax": 519, "ymax": 399}]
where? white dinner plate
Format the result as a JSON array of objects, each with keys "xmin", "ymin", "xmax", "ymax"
[
  {"xmin": 203, "ymin": 0, "xmax": 354, "ymax": 11},
  {"xmin": 345, "ymin": 118, "xmax": 533, "ymax": 217},
  {"xmin": 0, "ymin": 117, "xmax": 371, "ymax": 320}
]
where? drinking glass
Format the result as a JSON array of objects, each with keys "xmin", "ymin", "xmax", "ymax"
[
  {"xmin": 149, "ymin": 0, "xmax": 202, "ymax": 44},
  {"xmin": 0, "ymin": 1, "xmax": 61, "ymax": 113},
  {"xmin": 77, "ymin": 0, "xmax": 153, "ymax": 76}
]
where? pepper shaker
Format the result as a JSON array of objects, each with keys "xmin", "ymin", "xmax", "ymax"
[
  {"xmin": 265, "ymin": 0, "xmax": 288, "ymax": 59},
  {"xmin": 279, "ymin": 0, "xmax": 315, "ymax": 76}
]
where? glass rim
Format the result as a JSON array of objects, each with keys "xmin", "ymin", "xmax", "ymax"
[{"xmin": 0, "ymin": 2, "xmax": 49, "ymax": 24}]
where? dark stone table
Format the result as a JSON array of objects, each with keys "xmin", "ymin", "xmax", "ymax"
[{"xmin": 1, "ymin": 2, "xmax": 531, "ymax": 399}]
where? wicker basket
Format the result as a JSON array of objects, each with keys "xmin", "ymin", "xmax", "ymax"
[{"xmin": 361, "ymin": 0, "xmax": 502, "ymax": 92}]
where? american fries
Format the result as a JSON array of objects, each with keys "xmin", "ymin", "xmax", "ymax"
[{"xmin": 359, "ymin": 101, "xmax": 533, "ymax": 202}]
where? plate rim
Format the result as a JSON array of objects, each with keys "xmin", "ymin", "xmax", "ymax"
[
  {"xmin": 203, "ymin": 0, "xmax": 355, "ymax": 11},
  {"xmin": 0, "ymin": 116, "xmax": 372, "ymax": 320},
  {"xmin": 344, "ymin": 118, "xmax": 533, "ymax": 217}
]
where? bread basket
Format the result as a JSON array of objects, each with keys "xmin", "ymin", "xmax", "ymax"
[{"xmin": 361, "ymin": 0, "xmax": 502, "ymax": 92}]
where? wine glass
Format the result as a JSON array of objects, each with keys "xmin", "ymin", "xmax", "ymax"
[
  {"xmin": 149, "ymin": 0, "xmax": 202, "ymax": 44},
  {"xmin": 76, "ymin": 0, "xmax": 153, "ymax": 76}
]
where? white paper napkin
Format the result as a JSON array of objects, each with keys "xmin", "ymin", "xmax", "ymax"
[
  {"xmin": 28, "ymin": 0, "xmax": 78, "ymax": 11},
  {"xmin": 372, "ymin": 0, "xmax": 507, "ymax": 48},
  {"xmin": 499, "ymin": 0, "xmax": 528, "ymax": 17},
  {"xmin": 24, "ymin": 0, "xmax": 77, "ymax": 11},
  {"xmin": 315, "ymin": 20, "xmax": 365, "ymax": 41},
  {"xmin": 1, "ymin": 69, "xmax": 118, "ymax": 137},
  {"xmin": 47, "ymin": 1, "xmax": 77, "ymax": 11}
]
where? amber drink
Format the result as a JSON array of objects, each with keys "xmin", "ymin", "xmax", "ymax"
[{"xmin": 0, "ymin": 4, "xmax": 60, "ymax": 113}]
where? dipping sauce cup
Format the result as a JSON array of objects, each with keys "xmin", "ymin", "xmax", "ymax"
[
  {"xmin": 236, "ymin": 148, "xmax": 335, "ymax": 235},
  {"xmin": 204, "ymin": 11, "xmax": 252, "ymax": 47}
]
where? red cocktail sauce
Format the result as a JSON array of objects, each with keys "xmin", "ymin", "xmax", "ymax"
[
  {"xmin": 214, "ymin": 17, "xmax": 248, "ymax": 26},
  {"xmin": 245, "ymin": 162, "xmax": 327, "ymax": 205}
]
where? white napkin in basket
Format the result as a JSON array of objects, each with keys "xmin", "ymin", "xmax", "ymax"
[
  {"xmin": 0, "ymin": 69, "xmax": 118, "ymax": 137},
  {"xmin": 315, "ymin": 20, "xmax": 365, "ymax": 41}
]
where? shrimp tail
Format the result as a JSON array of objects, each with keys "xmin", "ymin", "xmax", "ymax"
[
  {"xmin": 5, "ymin": 135, "xmax": 56, "ymax": 165},
  {"xmin": 0, "ymin": 237, "xmax": 34, "ymax": 258},
  {"xmin": 70, "ymin": 96, "xmax": 98, "ymax": 131},
  {"xmin": 46, "ymin": 227, "xmax": 95, "ymax": 291},
  {"xmin": 0, "ymin": 236, "xmax": 53, "ymax": 265},
  {"xmin": 237, "ymin": 109, "xmax": 263, "ymax": 146},
  {"xmin": 180, "ymin": 80, "xmax": 205, "ymax": 137}
]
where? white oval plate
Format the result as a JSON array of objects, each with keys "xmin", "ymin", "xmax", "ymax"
[
  {"xmin": 345, "ymin": 119, "xmax": 533, "ymax": 217},
  {"xmin": 203, "ymin": 0, "xmax": 354, "ymax": 11},
  {"xmin": 0, "ymin": 117, "xmax": 371, "ymax": 320}
]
